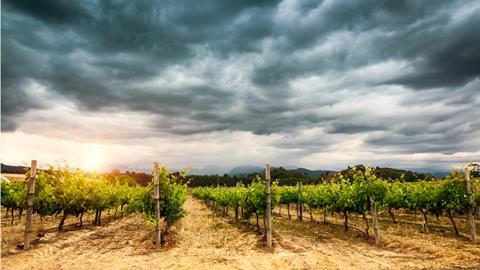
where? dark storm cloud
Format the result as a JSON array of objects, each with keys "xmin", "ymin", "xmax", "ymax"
[
  {"xmin": 252, "ymin": 1, "xmax": 480, "ymax": 90},
  {"xmin": 365, "ymin": 130, "xmax": 477, "ymax": 154},
  {"xmin": 1, "ymin": 0, "xmax": 278, "ymax": 130},
  {"xmin": 364, "ymin": 103, "xmax": 480, "ymax": 154},
  {"xmin": 326, "ymin": 122, "xmax": 387, "ymax": 134},
  {"xmin": 386, "ymin": 11, "xmax": 480, "ymax": 89},
  {"xmin": 4, "ymin": 0, "xmax": 88, "ymax": 24},
  {"xmin": 2, "ymin": 0, "xmax": 480, "ymax": 156},
  {"xmin": 269, "ymin": 130, "xmax": 338, "ymax": 156}
]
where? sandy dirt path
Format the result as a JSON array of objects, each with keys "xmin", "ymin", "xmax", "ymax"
[{"xmin": 2, "ymin": 198, "xmax": 479, "ymax": 270}]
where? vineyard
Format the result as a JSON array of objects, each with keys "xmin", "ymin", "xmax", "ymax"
[
  {"xmin": 193, "ymin": 167, "xmax": 480, "ymax": 245},
  {"xmin": 2, "ymin": 164, "xmax": 480, "ymax": 269},
  {"xmin": 1, "ymin": 163, "xmax": 187, "ymax": 250}
]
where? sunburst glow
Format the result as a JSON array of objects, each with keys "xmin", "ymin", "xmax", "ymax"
[{"xmin": 83, "ymin": 152, "xmax": 103, "ymax": 172}]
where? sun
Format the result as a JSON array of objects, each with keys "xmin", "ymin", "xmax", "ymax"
[{"xmin": 83, "ymin": 153, "xmax": 103, "ymax": 172}]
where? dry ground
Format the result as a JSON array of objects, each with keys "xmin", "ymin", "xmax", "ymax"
[{"xmin": 1, "ymin": 197, "xmax": 479, "ymax": 270}]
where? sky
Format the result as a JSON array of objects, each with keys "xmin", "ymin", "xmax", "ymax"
[{"xmin": 1, "ymin": 0, "xmax": 480, "ymax": 173}]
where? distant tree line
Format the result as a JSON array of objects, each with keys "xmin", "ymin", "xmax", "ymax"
[
  {"xmin": 186, "ymin": 167, "xmax": 328, "ymax": 187},
  {"xmin": 107, "ymin": 169, "xmax": 151, "ymax": 186},
  {"xmin": 332, "ymin": 165, "xmax": 437, "ymax": 182},
  {"xmin": 1, "ymin": 163, "xmax": 27, "ymax": 174},
  {"xmin": 186, "ymin": 165, "xmax": 451, "ymax": 187},
  {"xmin": 100, "ymin": 166, "xmax": 457, "ymax": 187}
]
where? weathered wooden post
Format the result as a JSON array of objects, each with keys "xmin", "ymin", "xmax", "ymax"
[
  {"xmin": 265, "ymin": 163, "xmax": 272, "ymax": 248},
  {"xmin": 153, "ymin": 162, "xmax": 162, "ymax": 248},
  {"xmin": 369, "ymin": 195, "xmax": 382, "ymax": 247},
  {"xmin": 24, "ymin": 160, "xmax": 37, "ymax": 251},
  {"xmin": 298, "ymin": 182, "xmax": 303, "ymax": 222},
  {"xmin": 464, "ymin": 163, "xmax": 477, "ymax": 243}
]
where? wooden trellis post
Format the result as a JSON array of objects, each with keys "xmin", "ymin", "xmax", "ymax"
[
  {"xmin": 370, "ymin": 195, "xmax": 382, "ymax": 247},
  {"xmin": 153, "ymin": 162, "xmax": 162, "ymax": 248},
  {"xmin": 265, "ymin": 163, "xmax": 272, "ymax": 248},
  {"xmin": 298, "ymin": 182, "xmax": 303, "ymax": 222},
  {"xmin": 464, "ymin": 163, "xmax": 477, "ymax": 243},
  {"xmin": 24, "ymin": 160, "xmax": 37, "ymax": 251}
]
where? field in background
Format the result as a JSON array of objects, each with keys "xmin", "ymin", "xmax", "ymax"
[{"xmin": 1, "ymin": 174, "xmax": 25, "ymax": 182}]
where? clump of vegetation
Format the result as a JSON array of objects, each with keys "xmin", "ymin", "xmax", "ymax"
[
  {"xmin": 193, "ymin": 166, "xmax": 479, "ymax": 238},
  {"xmin": 1, "ymin": 164, "xmax": 187, "ymax": 233}
]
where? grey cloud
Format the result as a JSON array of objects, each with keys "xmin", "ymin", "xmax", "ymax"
[
  {"xmin": 4, "ymin": 0, "xmax": 89, "ymax": 25},
  {"xmin": 326, "ymin": 122, "xmax": 387, "ymax": 134},
  {"xmin": 2, "ymin": 0, "xmax": 480, "ymax": 159},
  {"xmin": 364, "ymin": 106, "xmax": 480, "ymax": 154},
  {"xmin": 364, "ymin": 131, "xmax": 478, "ymax": 154},
  {"xmin": 252, "ymin": 0, "xmax": 479, "ymax": 90},
  {"xmin": 1, "ymin": 0, "xmax": 279, "ymax": 130},
  {"xmin": 386, "ymin": 11, "xmax": 480, "ymax": 89},
  {"xmin": 268, "ymin": 129, "xmax": 340, "ymax": 158}
]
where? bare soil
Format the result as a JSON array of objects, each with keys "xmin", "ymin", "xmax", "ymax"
[{"xmin": 1, "ymin": 198, "xmax": 479, "ymax": 270}]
